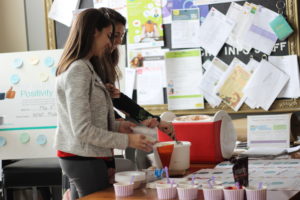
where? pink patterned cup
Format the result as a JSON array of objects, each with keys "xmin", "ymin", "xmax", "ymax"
[
  {"xmin": 177, "ymin": 184, "xmax": 198, "ymax": 200},
  {"xmin": 202, "ymin": 186, "xmax": 224, "ymax": 200},
  {"xmin": 245, "ymin": 186, "xmax": 267, "ymax": 200},
  {"xmin": 156, "ymin": 183, "xmax": 177, "ymax": 199},
  {"xmin": 113, "ymin": 182, "xmax": 134, "ymax": 197},
  {"xmin": 223, "ymin": 186, "xmax": 245, "ymax": 200}
]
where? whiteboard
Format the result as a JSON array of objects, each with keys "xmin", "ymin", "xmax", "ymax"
[{"xmin": 0, "ymin": 49, "xmax": 63, "ymax": 159}]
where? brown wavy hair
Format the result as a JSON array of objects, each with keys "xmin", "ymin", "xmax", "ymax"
[
  {"xmin": 56, "ymin": 8, "xmax": 113, "ymax": 76},
  {"xmin": 92, "ymin": 8, "xmax": 126, "ymax": 85}
]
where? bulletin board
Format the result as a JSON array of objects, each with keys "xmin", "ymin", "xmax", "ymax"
[
  {"xmin": 44, "ymin": 0, "xmax": 300, "ymax": 115},
  {"xmin": 0, "ymin": 49, "xmax": 63, "ymax": 159}
]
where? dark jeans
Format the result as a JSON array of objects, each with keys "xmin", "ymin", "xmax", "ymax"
[{"xmin": 59, "ymin": 158, "xmax": 110, "ymax": 200}]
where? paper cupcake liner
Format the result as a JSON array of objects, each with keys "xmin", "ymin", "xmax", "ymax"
[
  {"xmin": 114, "ymin": 184, "xmax": 134, "ymax": 197},
  {"xmin": 223, "ymin": 189, "xmax": 244, "ymax": 200},
  {"xmin": 177, "ymin": 188, "xmax": 198, "ymax": 200},
  {"xmin": 157, "ymin": 187, "xmax": 177, "ymax": 199},
  {"xmin": 246, "ymin": 189, "xmax": 267, "ymax": 200},
  {"xmin": 203, "ymin": 189, "xmax": 224, "ymax": 200}
]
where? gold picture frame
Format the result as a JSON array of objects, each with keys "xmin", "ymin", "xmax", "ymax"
[{"xmin": 44, "ymin": 0, "xmax": 300, "ymax": 115}]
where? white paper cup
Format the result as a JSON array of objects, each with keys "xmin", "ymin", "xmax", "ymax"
[
  {"xmin": 177, "ymin": 184, "xmax": 198, "ymax": 200},
  {"xmin": 202, "ymin": 186, "xmax": 224, "ymax": 200},
  {"xmin": 223, "ymin": 187, "xmax": 244, "ymax": 200},
  {"xmin": 156, "ymin": 183, "xmax": 177, "ymax": 199},
  {"xmin": 113, "ymin": 182, "xmax": 134, "ymax": 197},
  {"xmin": 245, "ymin": 186, "xmax": 267, "ymax": 200}
]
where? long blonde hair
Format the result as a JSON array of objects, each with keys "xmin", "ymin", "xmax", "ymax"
[{"xmin": 56, "ymin": 8, "xmax": 113, "ymax": 76}]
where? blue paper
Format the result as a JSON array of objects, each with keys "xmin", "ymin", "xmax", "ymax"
[
  {"xmin": 44, "ymin": 57, "xmax": 54, "ymax": 67},
  {"xmin": 10, "ymin": 74, "xmax": 21, "ymax": 85},
  {"xmin": 36, "ymin": 134, "xmax": 47, "ymax": 145},
  {"xmin": 12, "ymin": 58, "xmax": 23, "ymax": 68}
]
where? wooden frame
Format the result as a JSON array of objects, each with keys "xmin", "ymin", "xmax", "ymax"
[{"xmin": 44, "ymin": 0, "xmax": 300, "ymax": 115}]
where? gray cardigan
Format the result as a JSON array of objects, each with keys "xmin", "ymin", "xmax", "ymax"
[{"xmin": 54, "ymin": 59, "xmax": 128, "ymax": 157}]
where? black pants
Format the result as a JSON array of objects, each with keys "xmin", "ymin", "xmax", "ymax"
[{"xmin": 59, "ymin": 158, "xmax": 114, "ymax": 200}]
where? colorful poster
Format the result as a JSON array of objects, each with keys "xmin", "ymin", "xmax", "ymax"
[
  {"xmin": 162, "ymin": 0, "xmax": 209, "ymax": 24},
  {"xmin": 127, "ymin": 0, "xmax": 164, "ymax": 49}
]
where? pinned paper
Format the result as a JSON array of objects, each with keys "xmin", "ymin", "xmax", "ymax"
[
  {"xmin": 19, "ymin": 133, "xmax": 30, "ymax": 144},
  {"xmin": 12, "ymin": 58, "xmax": 23, "ymax": 69},
  {"xmin": 39, "ymin": 72, "xmax": 49, "ymax": 82},
  {"xmin": 36, "ymin": 135, "xmax": 47, "ymax": 145},
  {"xmin": 0, "ymin": 136, "xmax": 7, "ymax": 147},
  {"xmin": 44, "ymin": 57, "xmax": 55, "ymax": 67},
  {"xmin": 270, "ymin": 15, "xmax": 293, "ymax": 41},
  {"xmin": 48, "ymin": 0, "xmax": 80, "ymax": 27},
  {"xmin": 29, "ymin": 56, "xmax": 40, "ymax": 65},
  {"xmin": 10, "ymin": 74, "xmax": 21, "ymax": 85}
]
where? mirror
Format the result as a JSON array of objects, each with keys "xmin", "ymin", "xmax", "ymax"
[{"xmin": 44, "ymin": 0, "xmax": 300, "ymax": 115}]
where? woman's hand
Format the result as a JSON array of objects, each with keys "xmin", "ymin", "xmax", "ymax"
[
  {"xmin": 141, "ymin": 118, "xmax": 175, "ymax": 139},
  {"xmin": 140, "ymin": 118, "xmax": 159, "ymax": 128},
  {"xmin": 128, "ymin": 134, "xmax": 154, "ymax": 152},
  {"xmin": 118, "ymin": 121, "xmax": 136, "ymax": 134},
  {"xmin": 158, "ymin": 121, "xmax": 175, "ymax": 138},
  {"xmin": 105, "ymin": 83, "xmax": 121, "ymax": 98}
]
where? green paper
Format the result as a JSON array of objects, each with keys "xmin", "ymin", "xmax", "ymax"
[
  {"xmin": 19, "ymin": 133, "xmax": 30, "ymax": 144},
  {"xmin": 270, "ymin": 15, "xmax": 293, "ymax": 41}
]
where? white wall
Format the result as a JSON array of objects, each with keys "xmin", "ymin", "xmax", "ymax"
[{"xmin": 0, "ymin": 0, "xmax": 27, "ymax": 53}]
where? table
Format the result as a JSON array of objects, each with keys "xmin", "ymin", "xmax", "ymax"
[
  {"xmin": 78, "ymin": 188, "xmax": 300, "ymax": 200},
  {"xmin": 79, "ymin": 163, "xmax": 300, "ymax": 200}
]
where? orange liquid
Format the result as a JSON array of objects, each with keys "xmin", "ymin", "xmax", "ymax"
[{"xmin": 157, "ymin": 144, "xmax": 174, "ymax": 168}]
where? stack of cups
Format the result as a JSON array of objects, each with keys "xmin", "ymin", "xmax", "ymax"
[
  {"xmin": 202, "ymin": 186, "xmax": 224, "ymax": 200},
  {"xmin": 113, "ymin": 182, "xmax": 134, "ymax": 197},
  {"xmin": 245, "ymin": 186, "xmax": 267, "ymax": 200},
  {"xmin": 177, "ymin": 184, "xmax": 198, "ymax": 200},
  {"xmin": 223, "ymin": 186, "xmax": 245, "ymax": 200},
  {"xmin": 156, "ymin": 183, "xmax": 177, "ymax": 199}
]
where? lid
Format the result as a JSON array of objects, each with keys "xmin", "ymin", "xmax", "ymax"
[
  {"xmin": 115, "ymin": 171, "xmax": 146, "ymax": 183},
  {"xmin": 154, "ymin": 141, "xmax": 191, "ymax": 148},
  {"xmin": 213, "ymin": 110, "xmax": 236, "ymax": 159},
  {"xmin": 172, "ymin": 115, "xmax": 213, "ymax": 123}
]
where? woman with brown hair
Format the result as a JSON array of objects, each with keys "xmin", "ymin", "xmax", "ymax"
[
  {"xmin": 96, "ymin": 8, "xmax": 175, "ymax": 169},
  {"xmin": 54, "ymin": 8, "xmax": 154, "ymax": 199}
]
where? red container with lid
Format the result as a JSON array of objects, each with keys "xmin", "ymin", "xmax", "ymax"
[{"xmin": 157, "ymin": 111, "xmax": 236, "ymax": 163}]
